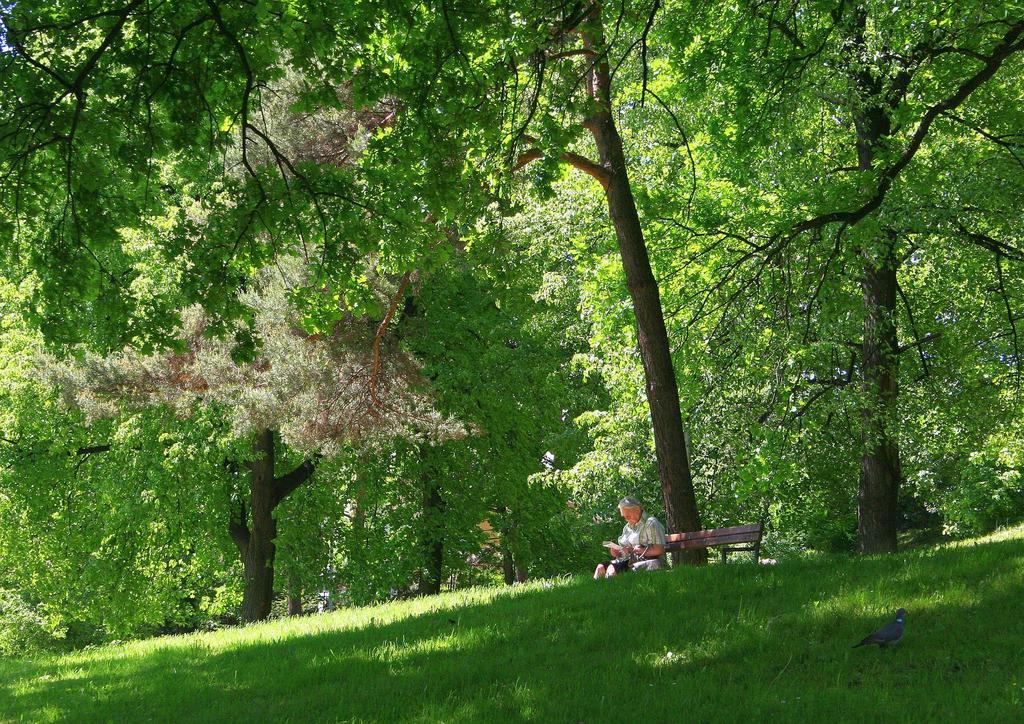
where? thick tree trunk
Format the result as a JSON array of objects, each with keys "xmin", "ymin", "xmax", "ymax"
[
  {"xmin": 239, "ymin": 428, "xmax": 277, "ymax": 622},
  {"xmin": 227, "ymin": 429, "xmax": 318, "ymax": 622},
  {"xmin": 859, "ymin": 240, "xmax": 901, "ymax": 553},
  {"xmin": 583, "ymin": 11, "xmax": 705, "ymax": 561},
  {"xmin": 849, "ymin": 8, "xmax": 902, "ymax": 553}
]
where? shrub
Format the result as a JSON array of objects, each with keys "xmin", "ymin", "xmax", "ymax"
[{"xmin": 0, "ymin": 589, "xmax": 61, "ymax": 656}]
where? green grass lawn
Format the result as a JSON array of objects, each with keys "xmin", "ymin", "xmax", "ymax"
[{"xmin": 3, "ymin": 527, "xmax": 1024, "ymax": 723}]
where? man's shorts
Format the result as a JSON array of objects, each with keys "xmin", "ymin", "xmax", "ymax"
[
  {"xmin": 607, "ymin": 557, "xmax": 662, "ymax": 573},
  {"xmin": 630, "ymin": 558, "xmax": 663, "ymax": 572}
]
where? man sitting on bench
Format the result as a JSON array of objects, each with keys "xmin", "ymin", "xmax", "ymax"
[{"xmin": 594, "ymin": 496, "xmax": 668, "ymax": 579}]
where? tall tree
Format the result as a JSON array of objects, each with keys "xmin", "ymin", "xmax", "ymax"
[
  {"xmin": 660, "ymin": 1, "xmax": 1024, "ymax": 552},
  {"xmin": 1, "ymin": 0, "xmax": 707, "ymax": 553},
  {"xmin": 511, "ymin": 2, "xmax": 705, "ymax": 552}
]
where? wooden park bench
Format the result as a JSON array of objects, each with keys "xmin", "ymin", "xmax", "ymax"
[{"xmin": 664, "ymin": 523, "xmax": 764, "ymax": 564}]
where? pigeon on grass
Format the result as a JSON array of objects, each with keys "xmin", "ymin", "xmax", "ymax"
[{"xmin": 853, "ymin": 608, "xmax": 906, "ymax": 648}]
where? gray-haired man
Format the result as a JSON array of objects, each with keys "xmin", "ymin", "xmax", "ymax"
[{"xmin": 594, "ymin": 496, "xmax": 668, "ymax": 579}]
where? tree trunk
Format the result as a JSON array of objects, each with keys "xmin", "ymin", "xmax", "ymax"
[
  {"xmin": 502, "ymin": 548, "xmax": 515, "ymax": 585},
  {"xmin": 582, "ymin": 10, "xmax": 705, "ymax": 561},
  {"xmin": 239, "ymin": 428, "xmax": 277, "ymax": 622},
  {"xmin": 859, "ymin": 239, "xmax": 901, "ymax": 553},
  {"xmin": 849, "ymin": 7, "xmax": 902, "ymax": 553},
  {"xmin": 418, "ymin": 480, "xmax": 445, "ymax": 596},
  {"xmin": 227, "ymin": 428, "xmax": 319, "ymax": 622},
  {"xmin": 287, "ymin": 572, "xmax": 303, "ymax": 616}
]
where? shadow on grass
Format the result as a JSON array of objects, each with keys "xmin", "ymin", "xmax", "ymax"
[{"xmin": 2, "ymin": 535, "xmax": 1023, "ymax": 722}]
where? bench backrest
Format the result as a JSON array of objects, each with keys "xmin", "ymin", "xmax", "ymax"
[{"xmin": 664, "ymin": 523, "xmax": 763, "ymax": 550}]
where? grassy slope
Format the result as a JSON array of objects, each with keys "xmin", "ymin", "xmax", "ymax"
[{"xmin": 2, "ymin": 527, "xmax": 1023, "ymax": 723}]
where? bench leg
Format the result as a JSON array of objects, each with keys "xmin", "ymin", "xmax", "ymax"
[
  {"xmin": 753, "ymin": 543, "xmax": 760, "ymax": 563},
  {"xmin": 721, "ymin": 548, "xmax": 727, "ymax": 565}
]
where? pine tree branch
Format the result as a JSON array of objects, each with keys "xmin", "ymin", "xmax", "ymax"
[{"xmin": 368, "ymin": 271, "xmax": 412, "ymax": 409}]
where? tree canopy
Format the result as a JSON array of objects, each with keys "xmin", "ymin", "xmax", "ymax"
[{"xmin": 1, "ymin": 0, "xmax": 1022, "ymax": 643}]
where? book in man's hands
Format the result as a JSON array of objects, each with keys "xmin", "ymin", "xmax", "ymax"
[{"xmin": 601, "ymin": 541, "xmax": 619, "ymax": 549}]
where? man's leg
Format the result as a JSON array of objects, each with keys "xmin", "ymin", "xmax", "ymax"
[{"xmin": 607, "ymin": 559, "xmax": 632, "ymax": 578}]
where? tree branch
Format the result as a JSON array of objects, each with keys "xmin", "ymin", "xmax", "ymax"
[
  {"xmin": 785, "ymin": 20, "xmax": 1024, "ymax": 240},
  {"xmin": 547, "ymin": 48, "xmax": 597, "ymax": 60},
  {"xmin": 272, "ymin": 457, "xmax": 320, "ymax": 507},
  {"xmin": 368, "ymin": 271, "xmax": 412, "ymax": 409},
  {"xmin": 896, "ymin": 331, "xmax": 941, "ymax": 355},
  {"xmin": 646, "ymin": 88, "xmax": 696, "ymax": 212},
  {"xmin": 895, "ymin": 281, "xmax": 935, "ymax": 380},
  {"xmin": 638, "ymin": 0, "xmax": 661, "ymax": 106},
  {"xmin": 995, "ymin": 251, "xmax": 1021, "ymax": 390},
  {"xmin": 941, "ymin": 111, "xmax": 1024, "ymax": 171},
  {"xmin": 513, "ymin": 135, "xmax": 610, "ymax": 188},
  {"xmin": 954, "ymin": 221, "xmax": 1024, "ymax": 262},
  {"xmin": 76, "ymin": 444, "xmax": 113, "ymax": 456},
  {"xmin": 228, "ymin": 501, "xmax": 250, "ymax": 550}
]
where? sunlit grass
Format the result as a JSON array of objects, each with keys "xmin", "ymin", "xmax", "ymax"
[{"xmin": 2, "ymin": 524, "xmax": 1024, "ymax": 722}]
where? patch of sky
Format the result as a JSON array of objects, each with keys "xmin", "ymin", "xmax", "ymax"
[{"xmin": 0, "ymin": 3, "xmax": 14, "ymax": 51}]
